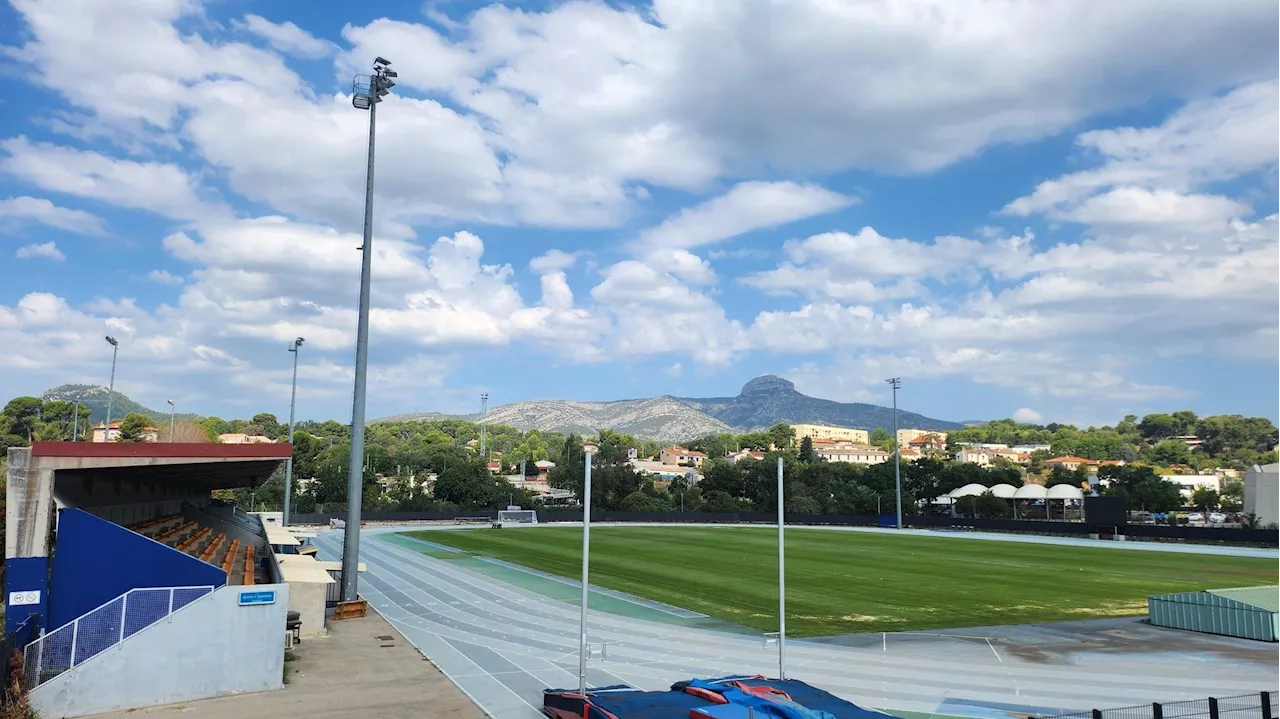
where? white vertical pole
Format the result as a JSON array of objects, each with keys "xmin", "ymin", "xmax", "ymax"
[
  {"xmin": 69, "ymin": 620, "xmax": 79, "ymax": 667},
  {"xmin": 119, "ymin": 595, "xmax": 127, "ymax": 643},
  {"xmin": 578, "ymin": 444, "xmax": 595, "ymax": 693},
  {"xmin": 777, "ymin": 456, "xmax": 786, "ymax": 680}
]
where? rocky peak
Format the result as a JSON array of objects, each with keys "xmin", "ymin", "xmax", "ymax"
[{"xmin": 740, "ymin": 375, "xmax": 795, "ymax": 395}]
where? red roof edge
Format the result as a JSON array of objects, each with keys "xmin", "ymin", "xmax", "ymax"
[{"xmin": 30, "ymin": 442, "xmax": 293, "ymax": 459}]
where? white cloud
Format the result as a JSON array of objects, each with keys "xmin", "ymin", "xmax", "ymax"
[
  {"xmin": 529, "ymin": 249, "xmax": 578, "ymax": 273},
  {"xmin": 15, "ymin": 241, "xmax": 65, "ymax": 261},
  {"xmin": 147, "ymin": 270, "xmax": 184, "ymax": 285},
  {"xmin": 238, "ymin": 15, "xmax": 335, "ymax": 59},
  {"xmin": 0, "ymin": 196, "xmax": 106, "ymax": 234},
  {"xmin": 637, "ymin": 182, "xmax": 850, "ymax": 251},
  {"xmin": 1012, "ymin": 408, "xmax": 1042, "ymax": 423},
  {"xmin": 0, "ymin": 138, "xmax": 215, "ymax": 221}
]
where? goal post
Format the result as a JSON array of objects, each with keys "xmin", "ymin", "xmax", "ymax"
[{"xmin": 497, "ymin": 509, "xmax": 539, "ymax": 525}]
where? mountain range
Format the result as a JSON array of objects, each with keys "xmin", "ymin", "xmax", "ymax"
[
  {"xmin": 378, "ymin": 375, "xmax": 960, "ymax": 442},
  {"xmin": 41, "ymin": 385, "xmax": 198, "ymax": 425}
]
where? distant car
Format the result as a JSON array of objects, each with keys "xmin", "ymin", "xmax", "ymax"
[
  {"xmin": 1187, "ymin": 512, "xmax": 1204, "ymax": 522},
  {"xmin": 1208, "ymin": 512, "xmax": 1227, "ymax": 523}
]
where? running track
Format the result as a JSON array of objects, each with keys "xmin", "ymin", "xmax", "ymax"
[{"xmin": 313, "ymin": 525, "xmax": 1276, "ymax": 719}]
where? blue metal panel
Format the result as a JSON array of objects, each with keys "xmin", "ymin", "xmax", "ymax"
[
  {"xmin": 1149, "ymin": 590, "xmax": 1278, "ymax": 642},
  {"xmin": 47, "ymin": 509, "xmax": 226, "ymax": 629},
  {"xmin": 4, "ymin": 556, "xmax": 49, "ymax": 635}
]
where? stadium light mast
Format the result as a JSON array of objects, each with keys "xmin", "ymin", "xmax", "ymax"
[
  {"xmin": 285, "ymin": 337, "xmax": 304, "ymax": 527},
  {"xmin": 578, "ymin": 439, "xmax": 597, "ymax": 693},
  {"xmin": 776, "ymin": 456, "xmax": 787, "ymax": 680},
  {"xmin": 103, "ymin": 336, "xmax": 119, "ymax": 442},
  {"xmin": 166, "ymin": 400, "xmax": 175, "ymax": 442},
  {"xmin": 480, "ymin": 393, "xmax": 489, "ymax": 465},
  {"xmin": 886, "ymin": 377, "xmax": 903, "ymax": 529},
  {"xmin": 341, "ymin": 56, "xmax": 397, "ymax": 603}
]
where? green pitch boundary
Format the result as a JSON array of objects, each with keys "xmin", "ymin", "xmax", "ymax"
[{"xmin": 380, "ymin": 533, "xmax": 758, "ymax": 634}]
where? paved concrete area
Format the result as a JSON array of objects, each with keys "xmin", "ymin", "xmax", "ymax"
[
  {"xmin": 315, "ymin": 525, "xmax": 1277, "ymax": 719},
  {"xmin": 88, "ymin": 609, "xmax": 486, "ymax": 719}
]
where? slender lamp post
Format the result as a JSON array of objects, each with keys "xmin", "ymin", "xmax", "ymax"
[
  {"xmin": 480, "ymin": 393, "xmax": 489, "ymax": 466},
  {"xmin": 103, "ymin": 336, "xmax": 119, "ymax": 442},
  {"xmin": 341, "ymin": 57, "xmax": 397, "ymax": 602},
  {"xmin": 578, "ymin": 439, "xmax": 597, "ymax": 693},
  {"xmin": 285, "ymin": 337, "xmax": 304, "ymax": 526},
  {"xmin": 886, "ymin": 377, "xmax": 903, "ymax": 528},
  {"xmin": 72, "ymin": 401, "xmax": 80, "ymax": 442},
  {"xmin": 776, "ymin": 456, "xmax": 787, "ymax": 679},
  {"xmin": 166, "ymin": 400, "xmax": 175, "ymax": 442}
]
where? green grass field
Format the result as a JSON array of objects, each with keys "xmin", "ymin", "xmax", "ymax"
[{"xmin": 410, "ymin": 526, "xmax": 1278, "ymax": 637}]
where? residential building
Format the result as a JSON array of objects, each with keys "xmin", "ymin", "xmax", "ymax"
[
  {"xmin": 956, "ymin": 447, "xmax": 992, "ymax": 466},
  {"xmin": 897, "ymin": 429, "xmax": 947, "ymax": 446},
  {"xmin": 726, "ymin": 449, "xmax": 766, "ymax": 463},
  {"xmin": 792, "ymin": 424, "xmax": 870, "ymax": 445},
  {"xmin": 1010, "ymin": 444, "xmax": 1053, "ymax": 454},
  {"xmin": 630, "ymin": 459, "xmax": 701, "ymax": 482},
  {"xmin": 1174, "ymin": 435, "xmax": 1203, "ymax": 450},
  {"xmin": 627, "ymin": 447, "xmax": 638, "ymax": 460},
  {"xmin": 1159, "ymin": 473, "xmax": 1223, "ymax": 503},
  {"xmin": 1243, "ymin": 464, "xmax": 1278, "ymax": 526},
  {"xmin": 659, "ymin": 446, "xmax": 706, "ymax": 467},
  {"xmin": 898, "ymin": 447, "xmax": 921, "ymax": 462},
  {"xmin": 534, "ymin": 459, "xmax": 556, "ymax": 476},
  {"xmin": 961, "ymin": 442, "xmax": 1009, "ymax": 450},
  {"xmin": 217, "ymin": 433, "xmax": 274, "ymax": 444},
  {"xmin": 817, "ymin": 446, "xmax": 890, "ymax": 465},
  {"xmin": 1045, "ymin": 455, "xmax": 1100, "ymax": 472},
  {"xmin": 907, "ymin": 433, "xmax": 947, "ymax": 455},
  {"xmin": 92, "ymin": 422, "xmax": 160, "ymax": 442}
]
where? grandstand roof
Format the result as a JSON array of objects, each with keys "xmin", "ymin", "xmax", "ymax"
[{"xmin": 30, "ymin": 441, "xmax": 291, "ymax": 491}]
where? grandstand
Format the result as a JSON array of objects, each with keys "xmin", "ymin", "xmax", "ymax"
[{"xmin": 3, "ymin": 441, "xmax": 317, "ymax": 718}]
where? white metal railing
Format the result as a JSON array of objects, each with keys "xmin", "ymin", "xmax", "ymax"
[{"xmin": 23, "ymin": 585, "xmax": 215, "ymax": 689}]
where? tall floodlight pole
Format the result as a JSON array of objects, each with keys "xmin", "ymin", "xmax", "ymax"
[
  {"xmin": 72, "ymin": 401, "xmax": 80, "ymax": 442},
  {"xmin": 578, "ymin": 440, "xmax": 597, "ymax": 693},
  {"xmin": 886, "ymin": 378, "xmax": 903, "ymax": 529},
  {"xmin": 480, "ymin": 393, "xmax": 489, "ymax": 466},
  {"xmin": 776, "ymin": 456, "xmax": 787, "ymax": 680},
  {"xmin": 285, "ymin": 337, "xmax": 305, "ymax": 527},
  {"xmin": 103, "ymin": 336, "xmax": 119, "ymax": 442},
  {"xmin": 341, "ymin": 57, "xmax": 397, "ymax": 603},
  {"xmin": 166, "ymin": 400, "xmax": 175, "ymax": 442}
]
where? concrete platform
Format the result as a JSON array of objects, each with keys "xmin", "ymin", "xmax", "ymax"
[{"xmin": 88, "ymin": 610, "xmax": 486, "ymax": 719}]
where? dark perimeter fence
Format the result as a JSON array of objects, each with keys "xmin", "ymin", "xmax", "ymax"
[{"xmin": 1036, "ymin": 691, "xmax": 1277, "ymax": 719}]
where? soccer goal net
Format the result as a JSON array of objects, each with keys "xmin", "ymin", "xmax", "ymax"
[{"xmin": 497, "ymin": 509, "xmax": 539, "ymax": 525}]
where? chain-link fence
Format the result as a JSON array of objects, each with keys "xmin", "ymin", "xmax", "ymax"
[
  {"xmin": 1037, "ymin": 692, "xmax": 1277, "ymax": 719},
  {"xmin": 22, "ymin": 585, "xmax": 215, "ymax": 689}
]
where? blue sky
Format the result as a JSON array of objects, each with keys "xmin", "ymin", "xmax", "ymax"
[{"xmin": 0, "ymin": 0, "xmax": 1276, "ymax": 428}]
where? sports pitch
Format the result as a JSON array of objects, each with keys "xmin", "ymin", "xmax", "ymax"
[{"xmin": 410, "ymin": 525, "xmax": 1278, "ymax": 636}]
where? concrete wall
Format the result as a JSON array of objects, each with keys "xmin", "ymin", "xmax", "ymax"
[
  {"xmin": 289, "ymin": 579, "xmax": 329, "ymax": 638},
  {"xmin": 1244, "ymin": 463, "xmax": 1278, "ymax": 527},
  {"xmin": 31, "ymin": 583, "xmax": 288, "ymax": 718}
]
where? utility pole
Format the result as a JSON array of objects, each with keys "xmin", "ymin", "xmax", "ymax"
[
  {"xmin": 166, "ymin": 400, "xmax": 175, "ymax": 442},
  {"xmin": 480, "ymin": 393, "xmax": 489, "ymax": 466},
  {"xmin": 103, "ymin": 336, "xmax": 119, "ymax": 442},
  {"xmin": 776, "ymin": 456, "xmax": 787, "ymax": 679},
  {"xmin": 72, "ymin": 401, "xmax": 80, "ymax": 442},
  {"xmin": 886, "ymin": 377, "xmax": 903, "ymax": 529},
  {"xmin": 341, "ymin": 57, "xmax": 397, "ymax": 603},
  {"xmin": 578, "ymin": 440, "xmax": 597, "ymax": 693},
  {"xmin": 286, "ymin": 337, "xmax": 304, "ymax": 527}
]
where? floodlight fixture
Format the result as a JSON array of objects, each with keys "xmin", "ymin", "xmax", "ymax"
[
  {"xmin": 374, "ymin": 56, "xmax": 391, "ymax": 67},
  {"xmin": 105, "ymin": 335, "xmax": 118, "ymax": 347},
  {"xmin": 383, "ymin": 69, "xmax": 398, "ymax": 78}
]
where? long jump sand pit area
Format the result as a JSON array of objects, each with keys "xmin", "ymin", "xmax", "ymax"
[{"xmin": 311, "ymin": 524, "xmax": 1277, "ymax": 719}]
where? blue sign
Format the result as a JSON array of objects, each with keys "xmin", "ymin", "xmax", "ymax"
[{"xmin": 239, "ymin": 590, "xmax": 276, "ymax": 606}]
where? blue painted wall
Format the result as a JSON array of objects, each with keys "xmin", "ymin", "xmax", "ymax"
[
  {"xmin": 48, "ymin": 509, "xmax": 226, "ymax": 629},
  {"xmin": 4, "ymin": 557, "xmax": 49, "ymax": 636}
]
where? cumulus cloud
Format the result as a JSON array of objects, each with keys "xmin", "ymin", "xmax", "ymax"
[
  {"xmin": 0, "ymin": 196, "xmax": 106, "ymax": 235},
  {"xmin": 1013, "ymin": 408, "xmax": 1043, "ymax": 423},
  {"xmin": 15, "ymin": 241, "xmax": 65, "ymax": 261},
  {"xmin": 238, "ymin": 15, "xmax": 335, "ymax": 59}
]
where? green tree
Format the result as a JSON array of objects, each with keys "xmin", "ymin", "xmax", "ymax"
[
  {"xmin": 1138, "ymin": 414, "xmax": 1179, "ymax": 442},
  {"xmin": 797, "ymin": 435, "xmax": 816, "ymax": 463},
  {"xmin": 1220, "ymin": 478, "xmax": 1243, "ymax": 511},
  {"xmin": 117, "ymin": 413, "xmax": 152, "ymax": 442},
  {"xmin": 251, "ymin": 413, "xmax": 282, "ymax": 439},
  {"xmin": 1150, "ymin": 439, "xmax": 1192, "ymax": 465},
  {"xmin": 2, "ymin": 397, "xmax": 44, "ymax": 441},
  {"xmin": 869, "ymin": 428, "xmax": 891, "ymax": 445},
  {"xmin": 1189, "ymin": 486, "xmax": 1219, "ymax": 513},
  {"xmin": 766, "ymin": 423, "xmax": 796, "ymax": 451}
]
